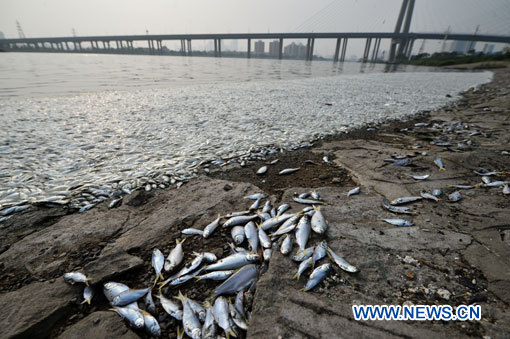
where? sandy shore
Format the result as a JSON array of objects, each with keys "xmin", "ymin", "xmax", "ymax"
[{"xmin": 0, "ymin": 63, "xmax": 509, "ymax": 338}]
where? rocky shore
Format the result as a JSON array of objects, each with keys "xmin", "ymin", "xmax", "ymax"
[{"xmin": 1, "ymin": 64, "xmax": 509, "ymax": 338}]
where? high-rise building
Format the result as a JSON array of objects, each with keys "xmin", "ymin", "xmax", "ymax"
[
  {"xmin": 450, "ymin": 40, "xmax": 469, "ymax": 54},
  {"xmin": 269, "ymin": 40, "xmax": 280, "ymax": 57},
  {"xmin": 254, "ymin": 40, "xmax": 265, "ymax": 55},
  {"xmin": 283, "ymin": 42, "xmax": 306, "ymax": 58},
  {"xmin": 0, "ymin": 32, "xmax": 5, "ymax": 39}
]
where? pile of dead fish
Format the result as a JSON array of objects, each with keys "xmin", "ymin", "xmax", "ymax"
[{"xmin": 63, "ymin": 190, "xmax": 358, "ymax": 338}]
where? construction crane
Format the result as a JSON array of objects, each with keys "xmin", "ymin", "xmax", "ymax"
[{"xmin": 16, "ymin": 20, "xmax": 25, "ymax": 39}]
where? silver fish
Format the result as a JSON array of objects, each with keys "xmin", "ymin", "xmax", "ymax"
[
  {"xmin": 144, "ymin": 290, "xmax": 156, "ymax": 314},
  {"xmin": 258, "ymin": 225, "xmax": 272, "ymax": 249},
  {"xmin": 302, "ymin": 263, "xmax": 331, "ymax": 291},
  {"xmin": 188, "ymin": 298, "xmax": 206, "ymax": 322},
  {"xmin": 449, "ymin": 185, "xmax": 474, "ymax": 190},
  {"xmin": 292, "ymin": 246, "xmax": 315, "ymax": 261},
  {"xmin": 503, "ymin": 185, "xmax": 510, "ymax": 195},
  {"xmin": 277, "ymin": 204, "xmax": 290, "ymax": 216},
  {"xmin": 298, "ymin": 192, "xmax": 310, "ymax": 199},
  {"xmin": 448, "ymin": 191, "xmax": 462, "ymax": 202},
  {"xmin": 271, "ymin": 214, "xmax": 301, "ymax": 237},
  {"xmin": 260, "ymin": 213, "xmax": 293, "ymax": 231},
  {"xmin": 140, "ymin": 309, "xmax": 161, "ymax": 337},
  {"xmin": 256, "ymin": 166, "xmax": 268, "ymax": 175},
  {"xmin": 390, "ymin": 196, "xmax": 422, "ymax": 205},
  {"xmin": 258, "ymin": 212, "xmax": 271, "ymax": 221},
  {"xmin": 214, "ymin": 264, "xmax": 258, "ymax": 297},
  {"xmin": 225, "ymin": 211, "xmax": 251, "ymax": 217},
  {"xmin": 420, "ymin": 191, "xmax": 439, "ymax": 202},
  {"xmin": 108, "ymin": 198, "xmax": 122, "ymax": 209},
  {"xmin": 294, "ymin": 257, "xmax": 313, "ymax": 280},
  {"xmin": 111, "ymin": 306, "xmax": 145, "ymax": 329},
  {"xmin": 82, "ymin": 286, "xmax": 94, "ymax": 305},
  {"xmin": 310, "ymin": 206, "xmax": 327, "ymax": 234},
  {"xmin": 327, "ymin": 247, "xmax": 358, "ymax": 273},
  {"xmin": 213, "ymin": 296, "xmax": 235, "ymax": 338},
  {"xmin": 408, "ymin": 174, "xmax": 430, "ymax": 180},
  {"xmin": 112, "ymin": 288, "xmax": 150, "ymax": 306},
  {"xmin": 228, "ymin": 242, "xmax": 248, "ymax": 254},
  {"xmin": 312, "ymin": 241, "xmax": 328, "ymax": 266},
  {"xmin": 231, "ymin": 226, "xmax": 245, "ymax": 245},
  {"xmin": 293, "ymin": 197, "xmax": 325, "ymax": 205},
  {"xmin": 263, "ymin": 248, "xmax": 272, "ymax": 261},
  {"xmin": 270, "ymin": 207, "xmax": 276, "ymax": 218},
  {"xmin": 196, "ymin": 270, "xmax": 234, "ymax": 281},
  {"xmin": 203, "ymin": 216, "xmax": 221, "ymax": 238},
  {"xmin": 202, "ymin": 302, "xmax": 217, "ymax": 339},
  {"xmin": 382, "ymin": 218, "xmax": 414, "ymax": 227},
  {"xmin": 176, "ymin": 292, "xmax": 202, "ymax": 339},
  {"xmin": 484, "ymin": 181, "xmax": 510, "ymax": 187},
  {"xmin": 244, "ymin": 193, "xmax": 267, "ymax": 200},
  {"xmin": 348, "ymin": 187, "xmax": 360, "ymax": 196},
  {"xmin": 229, "ymin": 300, "xmax": 248, "ymax": 331},
  {"xmin": 164, "ymin": 239, "xmax": 185, "ymax": 272},
  {"xmin": 434, "ymin": 155, "xmax": 445, "ymax": 171},
  {"xmin": 481, "ymin": 176, "xmax": 491, "ymax": 184},
  {"xmin": 64, "ymin": 272, "xmax": 91, "ymax": 285},
  {"xmin": 262, "ymin": 200, "xmax": 272, "ymax": 214},
  {"xmin": 279, "ymin": 168, "xmax": 300, "ymax": 175},
  {"xmin": 432, "ymin": 189, "xmax": 442, "ymax": 196},
  {"xmin": 205, "ymin": 252, "xmax": 259, "ymax": 271},
  {"xmin": 280, "ymin": 234, "xmax": 292, "ymax": 255},
  {"xmin": 249, "ymin": 197, "xmax": 262, "ymax": 211},
  {"xmin": 244, "ymin": 221, "xmax": 259, "ymax": 252},
  {"xmin": 223, "ymin": 215, "xmax": 258, "ymax": 228},
  {"xmin": 311, "ymin": 191, "xmax": 320, "ymax": 200},
  {"xmin": 323, "ymin": 156, "xmax": 329, "ymax": 163},
  {"xmin": 103, "ymin": 282, "xmax": 129, "ymax": 302},
  {"xmin": 181, "ymin": 228, "xmax": 204, "ymax": 236},
  {"xmin": 166, "ymin": 253, "xmax": 204, "ymax": 282},
  {"xmin": 152, "ymin": 249, "xmax": 165, "ymax": 283},
  {"xmin": 295, "ymin": 215, "xmax": 311, "ymax": 251},
  {"xmin": 157, "ymin": 294, "xmax": 183, "ymax": 321},
  {"xmin": 202, "ymin": 252, "xmax": 218, "ymax": 263}
]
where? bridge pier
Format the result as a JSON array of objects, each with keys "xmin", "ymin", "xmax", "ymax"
[
  {"xmin": 247, "ymin": 38, "xmax": 251, "ymax": 58},
  {"xmin": 340, "ymin": 38, "xmax": 348, "ymax": 62},
  {"xmin": 187, "ymin": 39, "xmax": 192, "ymax": 56},
  {"xmin": 279, "ymin": 38, "xmax": 283, "ymax": 59},
  {"xmin": 306, "ymin": 38, "xmax": 315, "ymax": 60},
  {"xmin": 362, "ymin": 38, "xmax": 372, "ymax": 62},
  {"xmin": 218, "ymin": 39, "xmax": 222, "ymax": 57},
  {"xmin": 334, "ymin": 38, "xmax": 341, "ymax": 62},
  {"xmin": 371, "ymin": 38, "xmax": 381, "ymax": 62}
]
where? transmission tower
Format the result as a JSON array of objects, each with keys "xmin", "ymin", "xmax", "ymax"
[
  {"xmin": 441, "ymin": 26, "xmax": 451, "ymax": 52},
  {"xmin": 16, "ymin": 20, "xmax": 26, "ymax": 39},
  {"xmin": 418, "ymin": 39, "xmax": 426, "ymax": 55},
  {"xmin": 72, "ymin": 28, "xmax": 77, "ymax": 37}
]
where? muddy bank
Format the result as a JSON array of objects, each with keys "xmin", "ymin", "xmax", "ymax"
[{"xmin": 0, "ymin": 64, "xmax": 509, "ymax": 338}]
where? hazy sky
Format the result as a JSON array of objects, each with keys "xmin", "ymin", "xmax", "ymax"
[{"xmin": 1, "ymin": 0, "xmax": 509, "ymax": 56}]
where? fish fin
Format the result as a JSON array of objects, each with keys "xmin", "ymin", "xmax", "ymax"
[{"xmin": 177, "ymin": 238, "xmax": 186, "ymax": 245}]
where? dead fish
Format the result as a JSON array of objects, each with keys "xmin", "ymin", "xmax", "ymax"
[
  {"xmin": 392, "ymin": 159, "xmax": 410, "ymax": 166},
  {"xmin": 103, "ymin": 282, "xmax": 129, "ymax": 302},
  {"xmin": 144, "ymin": 290, "xmax": 156, "ymax": 314},
  {"xmin": 420, "ymin": 191, "xmax": 439, "ymax": 202},
  {"xmin": 382, "ymin": 200, "xmax": 414, "ymax": 214},
  {"xmin": 293, "ymin": 197, "xmax": 325, "ymax": 205},
  {"xmin": 258, "ymin": 225, "xmax": 272, "ymax": 249},
  {"xmin": 348, "ymin": 187, "xmax": 360, "ymax": 196},
  {"xmin": 229, "ymin": 300, "xmax": 248, "ymax": 331},
  {"xmin": 243, "ymin": 193, "xmax": 267, "ymax": 200},
  {"xmin": 202, "ymin": 301, "xmax": 216, "ymax": 339},
  {"xmin": 408, "ymin": 174, "xmax": 430, "ymax": 180},
  {"xmin": 140, "ymin": 309, "xmax": 161, "ymax": 337},
  {"xmin": 260, "ymin": 213, "xmax": 293, "ymax": 231},
  {"xmin": 108, "ymin": 198, "xmax": 122, "ymax": 209},
  {"xmin": 323, "ymin": 156, "xmax": 329, "ymax": 163},
  {"xmin": 484, "ymin": 181, "xmax": 510, "ymax": 187},
  {"xmin": 382, "ymin": 218, "xmax": 414, "ymax": 227},
  {"xmin": 390, "ymin": 196, "xmax": 422, "ymax": 205},
  {"xmin": 225, "ymin": 211, "xmax": 250, "ymax": 218},
  {"xmin": 205, "ymin": 252, "xmax": 259, "ymax": 271},
  {"xmin": 156, "ymin": 294, "xmax": 183, "ymax": 321},
  {"xmin": 312, "ymin": 241, "xmax": 328, "ymax": 266},
  {"xmin": 503, "ymin": 185, "xmax": 510, "ymax": 195},
  {"xmin": 164, "ymin": 239, "xmax": 185, "ymax": 272},
  {"xmin": 112, "ymin": 288, "xmax": 151, "ymax": 307},
  {"xmin": 213, "ymin": 265, "xmax": 258, "ymax": 297},
  {"xmin": 196, "ymin": 270, "xmax": 234, "ymax": 281},
  {"xmin": 434, "ymin": 155, "xmax": 445, "ymax": 171},
  {"xmin": 295, "ymin": 215, "xmax": 311, "ymax": 251},
  {"xmin": 181, "ymin": 228, "xmax": 204, "ymax": 236},
  {"xmin": 188, "ymin": 298, "xmax": 206, "ymax": 322},
  {"xmin": 256, "ymin": 166, "xmax": 268, "ymax": 175},
  {"xmin": 474, "ymin": 169, "xmax": 498, "ymax": 176},
  {"xmin": 64, "ymin": 272, "xmax": 92, "ymax": 286},
  {"xmin": 279, "ymin": 168, "xmax": 300, "ymax": 175},
  {"xmin": 270, "ymin": 159, "xmax": 279, "ymax": 165},
  {"xmin": 262, "ymin": 200, "xmax": 272, "ymax": 214},
  {"xmin": 213, "ymin": 296, "xmax": 235, "ymax": 338},
  {"xmin": 152, "ymin": 249, "xmax": 165, "ymax": 283},
  {"xmin": 244, "ymin": 221, "xmax": 259, "ymax": 252},
  {"xmin": 327, "ymin": 247, "xmax": 358, "ymax": 273},
  {"xmin": 448, "ymin": 191, "xmax": 462, "ymax": 202},
  {"xmin": 223, "ymin": 215, "xmax": 258, "ymax": 228},
  {"xmin": 263, "ymin": 248, "xmax": 272, "ymax": 261},
  {"xmin": 111, "ymin": 305, "xmax": 145, "ymax": 329},
  {"xmin": 280, "ymin": 234, "xmax": 292, "ymax": 255},
  {"xmin": 175, "ymin": 292, "xmax": 202, "ymax": 339},
  {"xmin": 231, "ymin": 226, "xmax": 245, "ymax": 245},
  {"xmin": 292, "ymin": 246, "xmax": 315, "ymax": 261},
  {"xmin": 249, "ymin": 197, "xmax": 262, "ymax": 211},
  {"xmin": 481, "ymin": 176, "xmax": 491, "ymax": 184},
  {"xmin": 310, "ymin": 206, "xmax": 327, "ymax": 234},
  {"xmin": 298, "ymin": 192, "xmax": 310, "ymax": 199},
  {"xmin": 311, "ymin": 191, "xmax": 320, "ymax": 200},
  {"xmin": 432, "ymin": 189, "xmax": 442, "ymax": 196},
  {"xmin": 293, "ymin": 257, "xmax": 313, "ymax": 280},
  {"xmin": 277, "ymin": 204, "xmax": 290, "ymax": 216},
  {"xmin": 302, "ymin": 263, "xmax": 331, "ymax": 291},
  {"xmin": 82, "ymin": 286, "xmax": 94, "ymax": 305},
  {"xmin": 449, "ymin": 184, "xmax": 474, "ymax": 190},
  {"xmin": 203, "ymin": 216, "xmax": 221, "ymax": 238}
]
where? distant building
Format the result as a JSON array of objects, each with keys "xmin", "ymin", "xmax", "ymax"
[
  {"xmin": 450, "ymin": 40, "xmax": 469, "ymax": 54},
  {"xmin": 231, "ymin": 39, "xmax": 238, "ymax": 52},
  {"xmin": 483, "ymin": 43, "xmax": 495, "ymax": 54},
  {"xmin": 254, "ymin": 40, "xmax": 265, "ymax": 55},
  {"xmin": 268, "ymin": 40, "xmax": 280, "ymax": 57},
  {"xmin": 0, "ymin": 32, "xmax": 5, "ymax": 39},
  {"xmin": 283, "ymin": 42, "xmax": 306, "ymax": 58}
]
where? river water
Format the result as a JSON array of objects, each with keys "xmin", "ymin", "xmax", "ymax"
[{"xmin": 0, "ymin": 52, "xmax": 492, "ymax": 210}]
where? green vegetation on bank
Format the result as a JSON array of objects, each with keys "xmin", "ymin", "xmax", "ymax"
[{"xmin": 406, "ymin": 49, "xmax": 510, "ymax": 67}]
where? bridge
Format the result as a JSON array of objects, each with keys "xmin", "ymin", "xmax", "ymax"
[{"xmin": 1, "ymin": 0, "xmax": 509, "ymax": 63}]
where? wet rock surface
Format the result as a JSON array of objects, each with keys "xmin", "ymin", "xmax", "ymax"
[{"xmin": 0, "ymin": 65, "xmax": 509, "ymax": 338}]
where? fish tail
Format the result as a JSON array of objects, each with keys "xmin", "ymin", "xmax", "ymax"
[
  {"xmin": 85, "ymin": 278, "xmax": 93, "ymax": 286},
  {"xmin": 81, "ymin": 299, "xmax": 91, "ymax": 305},
  {"xmin": 174, "ymin": 290, "xmax": 187, "ymax": 303},
  {"xmin": 176, "ymin": 327, "xmax": 184, "ymax": 339},
  {"xmin": 313, "ymin": 205, "xmax": 320, "ymax": 211},
  {"xmin": 228, "ymin": 328, "xmax": 237, "ymax": 338},
  {"xmin": 159, "ymin": 273, "xmax": 164, "ymax": 281},
  {"xmin": 440, "ymin": 167, "xmax": 446, "ymax": 171},
  {"xmin": 158, "ymin": 280, "xmax": 168, "ymax": 290},
  {"xmin": 293, "ymin": 273, "xmax": 300, "ymax": 280},
  {"xmin": 177, "ymin": 238, "xmax": 186, "ymax": 245}
]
